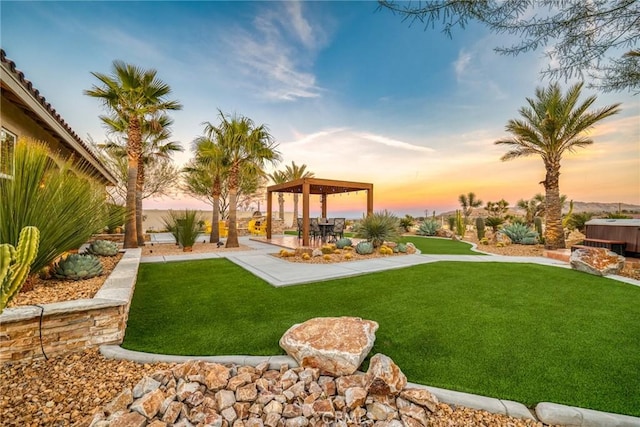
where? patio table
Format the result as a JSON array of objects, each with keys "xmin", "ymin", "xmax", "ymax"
[{"xmin": 318, "ymin": 221, "xmax": 334, "ymax": 242}]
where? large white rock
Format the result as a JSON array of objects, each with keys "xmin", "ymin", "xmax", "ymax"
[
  {"xmin": 570, "ymin": 247, "xmax": 625, "ymax": 276},
  {"xmin": 279, "ymin": 317, "xmax": 379, "ymax": 376}
]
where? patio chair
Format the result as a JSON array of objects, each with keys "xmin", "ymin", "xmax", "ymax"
[
  {"xmin": 330, "ymin": 218, "xmax": 346, "ymax": 240},
  {"xmin": 310, "ymin": 217, "xmax": 322, "ymax": 241},
  {"xmin": 297, "ymin": 218, "xmax": 303, "ymax": 238}
]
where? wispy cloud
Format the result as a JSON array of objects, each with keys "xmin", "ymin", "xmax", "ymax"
[
  {"xmin": 454, "ymin": 49, "xmax": 473, "ymax": 81},
  {"xmin": 220, "ymin": 1, "xmax": 327, "ymax": 101}
]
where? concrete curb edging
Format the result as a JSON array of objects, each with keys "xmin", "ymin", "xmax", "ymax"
[{"xmin": 535, "ymin": 402, "xmax": 640, "ymax": 427}]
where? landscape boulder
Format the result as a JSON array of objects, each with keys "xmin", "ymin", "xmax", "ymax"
[
  {"xmin": 279, "ymin": 317, "xmax": 378, "ymax": 376},
  {"xmin": 365, "ymin": 353, "xmax": 407, "ymax": 395},
  {"xmin": 570, "ymin": 247, "xmax": 625, "ymax": 276}
]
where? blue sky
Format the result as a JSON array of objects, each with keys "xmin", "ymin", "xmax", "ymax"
[{"xmin": 2, "ymin": 1, "xmax": 638, "ymax": 216}]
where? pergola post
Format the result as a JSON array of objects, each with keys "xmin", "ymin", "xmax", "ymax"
[
  {"xmin": 321, "ymin": 194, "xmax": 327, "ymax": 219},
  {"xmin": 302, "ymin": 181, "xmax": 310, "ymax": 246},
  {"xmin": 266, "ymin": 189, "xmax": 273, "ymax": 239},
  {"xmin": 367, "ymin": 185, "xmax": 374, "ymax": 216}
]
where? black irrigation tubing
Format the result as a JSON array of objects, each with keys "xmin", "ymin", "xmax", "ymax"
[{"xmin": 33, "ymin": 304, "xmax": 48, "ymax": 361}]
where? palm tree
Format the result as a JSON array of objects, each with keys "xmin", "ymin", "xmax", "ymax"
[
  {"xmin": 284, "ymin": 161, "xmax": 314, "ymax": 227},
  {"xmin": 458, "ymin": 192, "xmax": 482, "ymax": 225},
  {"xmin": 189, "ymin": 135, "xmax": 226, "ymax": 243},
  {"xmin": 84, "ymin": 60, "xmax": 182, "ymax": 248},
  {"xmin": 101, "ymin": 114, "xmax": 182, "ymax": 245},
  {"xmin": 204, "ymin": 111, "xmax": 281, "ymax": 248},
  {"xmin": 268, "ymin": 170, "xmax": 288, "ymax": 221},
  {"xmin": 495, "ymin": 82, "xmax": 620, "ymax": 249}
]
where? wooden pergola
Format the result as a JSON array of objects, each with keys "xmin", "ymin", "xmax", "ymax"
[{"xmin": 266, "ymin": 177, "xmax": 374, "ymax": 246}]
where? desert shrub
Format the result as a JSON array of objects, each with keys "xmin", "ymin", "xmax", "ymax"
[
  {"xmin": 0, "ymin": 139, "xmax": 109, "ymax": 274},
  {"xmin": 485, "ymin": 216, "xmax": 505, "ymax": 233},
  {"xmin": 399, "ymin": 215, "xmax": 415, "ymax": 232},
  {"xmin": 353, "ymin": 210, "xmax": 400, "ymax": 247},
  {"xmin": 417, "ymin": 219, "xmax": 440, "ymax": 236},
  {"xmin": 162, "ymin": 209, "xmax": 202, "ymax": 250},
  {"xmin": 502, "ymin": 223, "xmax": 539, "ymax": 244}
]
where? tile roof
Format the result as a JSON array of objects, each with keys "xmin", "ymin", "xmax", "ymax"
[{"xmin": 0, "ymin": 48, "xmax": 116, "ymax": 184}]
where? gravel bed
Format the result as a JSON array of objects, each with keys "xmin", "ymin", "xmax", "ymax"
[{"xmin": 0, "ymin": 349, "xmax": 550, "ymax": 427}]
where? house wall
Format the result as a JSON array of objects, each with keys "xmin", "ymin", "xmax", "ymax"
[{"xmin": 1, "ymin": 92, "xmax": 73, "ymax": 159}]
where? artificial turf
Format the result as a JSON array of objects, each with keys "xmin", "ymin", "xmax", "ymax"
[{"xmin": 125, "ymin": 258, "xmax": 640, "ymax": 416}]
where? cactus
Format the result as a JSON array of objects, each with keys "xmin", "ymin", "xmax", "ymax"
[
  {"xmin": 355, "ymin": 241, "xmax": 374, "ymax": 255},
  {"xmin": 533, "ymin": 216, "xmax": 544, "ymax": 242},
  {"xmin": 86, "ymin": 239, "xmax": 119, "ymax": 257},
  {"xmin": 335, "ymin": 238, "xmax": 353, "ymax": 249},
  {"xmin": 476, "ymin": 217, "xmax": 486, "ymax": 240},
  {"xmin": 53, "ymin": 254, "xmax": 103, "ymax": 281},
  {"xmin": 447, "ymin": 216, "xmax": 455, "ymax": 231},
  {"xmin": 521, "ymin": 236, "xmax": 538, "ymax": 245},
  {"xmin": 1, "ymin": 226, "xmax": 40, "ymax": 312},
  {"xmin": 455, "ymin": 210, "xmax": 466, "ymax": 237},
  {"xmin": 321, "ymin": 244, "xmax": 335, "ymax": 255}
]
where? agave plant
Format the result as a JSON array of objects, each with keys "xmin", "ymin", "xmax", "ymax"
[
  {"xmin": 53, "ymin": 254, "xmax": 103, "ymax": 280},
  {"xmin": 162, "ymin": 209, "xmax": 202, "ymax": 251},
  {"xmin": 86, "ymin": 240, "xmax": 119, "ymax": 257},
  {"xmin": 0, "ymin": 139, "xmax": 108, "ymax": 274},
  {"xmin": 501, "ymin": 223, "xmax": 539, "ymax": 244},
  {"xmin": 353, "ymin": 210, "xmax": 400, "ymax": 247},
  {"xmin": 417, "ymin": 219, "xmax": 440, "ymax": 236}
]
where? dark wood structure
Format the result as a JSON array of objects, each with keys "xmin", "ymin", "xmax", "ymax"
[
  {"xmin": 266, "ymin": 178, "xmax": 373, "ymax": 246},
  {"xmin": 584, "ymin": 219, "xmax": 640, "ymax": 255}
]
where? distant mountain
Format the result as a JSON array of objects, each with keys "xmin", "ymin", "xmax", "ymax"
[{"xmin": 569, "ymin": 201, "xmax": 640, "ymax": 213}]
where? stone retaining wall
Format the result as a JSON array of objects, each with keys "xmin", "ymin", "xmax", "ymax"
[{"xmin": 0, "ymin": 249, "xmax": 141, "ymax": 363}]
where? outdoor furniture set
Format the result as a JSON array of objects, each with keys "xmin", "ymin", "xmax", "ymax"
[{"xmin": 297, "ymin": 217, "xmax": 345, "ymax": 243}]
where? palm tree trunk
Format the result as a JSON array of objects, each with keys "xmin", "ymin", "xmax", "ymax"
[
  {"xmin": 136, "ymin": 162, "xmax": 145, "ymax": 246},
  {"xmin": 226, "ymin": 165, "xmax": 240, "ymax": 248},
  {"xmin": 292, "ymin": 194, "xmax": 299, "ymax": 228},
  {"xmin": 278, "ymin": 193, "xmax": 284, "ymax": 221},
  {"xmin": 210, "ymin": 176, "xmax": 221, "ymax": 243},
  {"xmin": 543, "ymin": 160, "xmax": 566, "ymax": 250},
  {"xmin": 124, "ymin": 116, "xmax": 141, "ymax": 249}
]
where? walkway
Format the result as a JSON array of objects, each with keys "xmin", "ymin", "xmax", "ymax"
[{"xmin": 141, "ymin": 234, "xmax": 640, "ymax": 288}]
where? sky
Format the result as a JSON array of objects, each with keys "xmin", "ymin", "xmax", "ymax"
[{"xmin": 2, "ymin": 1, "xmax": 639, "ymax": 218}]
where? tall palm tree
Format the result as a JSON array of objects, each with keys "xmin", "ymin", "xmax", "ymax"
[
  {"xmin": 101, "ymin": 114, "xmax": 182, "ymax": 245},
  {"xmin": 204, "ymin": 111, "xmax": 281, "ymax": 248},
  {"xmin": 189, "ymin": 135, "xmax": 227, "ymax": 243},
  {"xmin": 458, "ymin": 192, "xmax": 482, "ymax": 225},
  {"xmin": 267, "ymin": 170, "xmax": 288, "ymax": 221},
  {"xmin": 495, "ymin": 82, "xmax": 620, "ymax": 249},
  {"xmin": 284, "ymin": 161, "xmax": 314, "ymax": 227},
  {"xmin": 84, "ymin": 60, "xmax": 182, "ymax": 248}
]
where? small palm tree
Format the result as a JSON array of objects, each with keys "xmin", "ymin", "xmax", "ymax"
[
  {"xmin": 267, "ymin": 170, "xmax": 288, "ymax": 221},
  {"xmin": 204, "ymin": 111, "xmax": 281, "ymax": 248},
  {"xmin": 495, "ymin": 82, "xmax": 620, "ymax": 249},
  {"xmin": 85, "ymin": 60, "xmax": 182, "ymax": 248},
  {"xmin": 284, "ymin": 161, "xmax": 314, "ymax": 227}
]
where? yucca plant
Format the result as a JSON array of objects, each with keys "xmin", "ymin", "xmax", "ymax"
[
  {"xmin": 353, "ymin": 210, "xmax": 400, "ymax": 247},
  {"xmin": 162, "ymin": 209, "xmax": 202, "ymax": 251},
  {"xmin": 0, "ymin": 139, "xmax": 109, "ymax": 274}
]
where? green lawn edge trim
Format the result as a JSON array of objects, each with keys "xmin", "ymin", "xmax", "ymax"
[{"xmin": 124, "ymin": 259, "xmax": 640, "ymax": 417}]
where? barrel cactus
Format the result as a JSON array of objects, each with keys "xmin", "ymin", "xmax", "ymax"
[
  {"xmin": 1, "ymin": 226, "xmax": 40, "ymax": 312},
  {"xmin": 335, "ymin": 238, "xmax": 352, "ymax": 249},
  {"xmin": 355, "ymin": 241, "xmax": 374, "ymax": 255},
  {"xmin": 86, "ymin": 239, "xmax": 119, "ymax": 257},
  {"xmin": 53, "ymin": 254, "xmax": 103, "ymax": 280}
]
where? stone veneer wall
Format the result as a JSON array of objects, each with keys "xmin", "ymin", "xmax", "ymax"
[{"xmin": 0, "ymin": 249, "xmax": 141, "ymax": 363}]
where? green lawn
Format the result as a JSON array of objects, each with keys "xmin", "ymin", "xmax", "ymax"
[{"xmin": 125, "ymin": 259, "xmax": 640, "ymax": 416}]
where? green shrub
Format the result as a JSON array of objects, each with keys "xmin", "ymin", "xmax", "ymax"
[
  {"xmin": 162, "ymin": 210, "xmax": 202, "ymax": 250},
  {"xmin": 86, "ymin": 240, "xmax": 119, "ymax": 257},
  {"xmin": 353, "ymin": 210, "xmax": 400, "ymax": 247},
  {"xmin": 417, "ymin": 219, "xmax": 440, "ymax": 236},
  {"xmin": 567, "ymin": 212, "xmax": 592, "ymax": 233},
  {"xmin": 485, "ymin": 216, "xmax": 505, "ymax": 233},
  {"xmin": 0, "ymin": 139, "xmax": 109, "ymax": 274},
  {"xmin": 105, "ymin": 204, "xmax": 126, "ymax": 233},
  {"xmin": 447, "ymin": 216, "xmax": 455, "ymax": 231},
  {"xmin": 502, "ymin": 223, "xmax": 539, "ymax": 244},
  {"xmin": 399, "ymin": 215, "xmax": 415, "ymax": 232},
  {"xmin": 53, "ymin": 253, "xmax": 103, "ymax": 280}
]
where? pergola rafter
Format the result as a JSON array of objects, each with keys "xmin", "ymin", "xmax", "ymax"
[{"xmin": 266, "ymin": 177, "xmax": 373, "ymax": 246}]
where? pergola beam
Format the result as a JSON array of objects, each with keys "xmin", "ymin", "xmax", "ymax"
[{"xmin": 266, "ymin": 177, "xmax": 373, "ymax": 246}]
